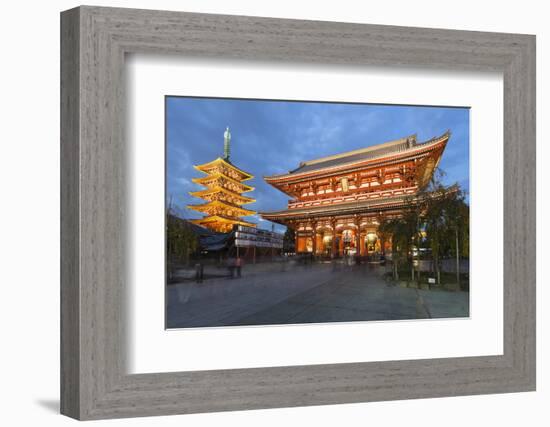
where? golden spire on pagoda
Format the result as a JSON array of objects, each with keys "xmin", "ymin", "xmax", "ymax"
[{"xmin": 187, "ymin": 127, "xmax": 257, "ymax": 233}]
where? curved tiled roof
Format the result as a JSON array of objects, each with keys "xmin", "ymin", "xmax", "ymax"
[
  {"xmin": 265, "ymin": 131, "xmax": 449, "ymax": 182},
  {"xmin": 291, "ymin": 136, "xmax": 414, "ymax": 174}
]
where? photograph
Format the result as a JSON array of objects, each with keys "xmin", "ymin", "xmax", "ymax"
[{"xmin": 165, "ymin": 97, "xmax": 470, "ymax": 329}]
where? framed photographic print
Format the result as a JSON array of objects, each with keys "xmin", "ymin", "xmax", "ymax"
[
  {"xmin": 164, "ymin": 98, "xmax": 471, "ymax": 330},
  {"xmin": 61, "ymin": 6, "xmax": 536, "ymax": 420}
]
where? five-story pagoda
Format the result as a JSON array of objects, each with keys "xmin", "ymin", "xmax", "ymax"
[{"xmin": 188, "ymin": 127, "xmax": 257, "ymax": 233}]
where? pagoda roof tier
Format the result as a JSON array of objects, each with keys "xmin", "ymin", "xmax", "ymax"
[
  {"xmin": 187, "ymin": 200, "xmax": 256, "ymax": 217},
  {"xmin": 192, "ymin": 173, "xmax": 255, "ymax": 193},
  {"xmin": 190, "ymin": 215, "xmax": 257, "ymax": 232},
  {"xmin": 194, "ymin": 157, "xmax": 253, "ymax": 182},
  {"xmin": 264, "ymin": 131, "xmax": 449, "ymax": 188},
  {"xmin": 189, "ymin": 186, "xmax": 256, "ymax": 205}
]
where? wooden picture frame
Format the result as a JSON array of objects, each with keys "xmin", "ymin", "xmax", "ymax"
[{"xmin": 60, "ymin": 5, "xmax": 536, "ymax": 420}]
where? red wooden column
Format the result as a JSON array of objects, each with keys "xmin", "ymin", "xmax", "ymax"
[
  {"xmin": 311, "ymin": 221, "xmax": 317, "ymax": 255},
  {"xmin": 377, "ymin": 215, "xmax": 385, "ymax": 256},
  {"xmin": 293, "ymin": 221, "xmax": 299, "ymax": 253},
  {"xmin": 355, "ymin": 216, "xmax": 362, "ymax": 257},
  {"xmin": 331, "ymin": 218, "xmax": 337, "ymax": 258}
]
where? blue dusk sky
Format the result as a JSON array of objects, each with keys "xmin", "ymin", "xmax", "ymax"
[{"xmin": 166, "ymin": 97, "xmax": 469, "ymax": 234}]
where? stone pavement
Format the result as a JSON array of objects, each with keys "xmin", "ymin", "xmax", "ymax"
[{"xmin": 166, "ymin": 261, "xmax": 469, "ymax": 329}]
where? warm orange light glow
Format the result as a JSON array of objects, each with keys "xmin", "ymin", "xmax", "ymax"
[
  {"xmin": 194, "ymin": 157, "xmax": 254, "ymax": 181},
  {"xmin": 189, "ymin": 156, "xmax": 256, "ymax": 233},
  {"xmin": 260, "ymin": 132, "xmax": 451, "ymax": 255},
  {"xmin": 189, "ymin": 186, "xmax": 256, "ymax": 205}
]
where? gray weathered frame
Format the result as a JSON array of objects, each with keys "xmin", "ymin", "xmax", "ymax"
[{"xmin": 60, "ymin": 5, "xmax": 536, "ymax": 420}]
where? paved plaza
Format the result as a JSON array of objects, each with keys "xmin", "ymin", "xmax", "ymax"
[{"xmin": 166, "ymin": 261, "xmax": 469, "ymax": 329}]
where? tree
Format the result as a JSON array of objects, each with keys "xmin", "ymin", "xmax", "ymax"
[
  {"xmin": 379, "ymin": 216, "xmax": 414, "ymax": 281},
  {"xmin": 421, "ymin": 168, "xmax": 469, "ymax": 285},
  {"xmin": 166, "ymin": 213, "xmax": 198, "ymax": 269},
  {"xmin": 442, "ymin": 189, "xmax": 469, "ymax": 286},
  {"xmin": 421, "ymin": 168, "xmax": 449, "ymax": 284},
  {"xmin": 380, "ymin": 167, "xmax": 469, "ymax": 286},
  {"xmin": 380, "ymin": 191, "xmax": 424, "ymax": 282}
]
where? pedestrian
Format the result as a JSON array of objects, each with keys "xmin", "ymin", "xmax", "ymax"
[
  {"xmin": 235, "ymin": 256, "xmax": 243, "ymax": 278},
  {"xmin": 227, "ymin": 257, "xmax": 235, "ymax": 279},
  {"xmin": 195, "ymin": 263, "xmax": 203, "ymax": 283}
]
